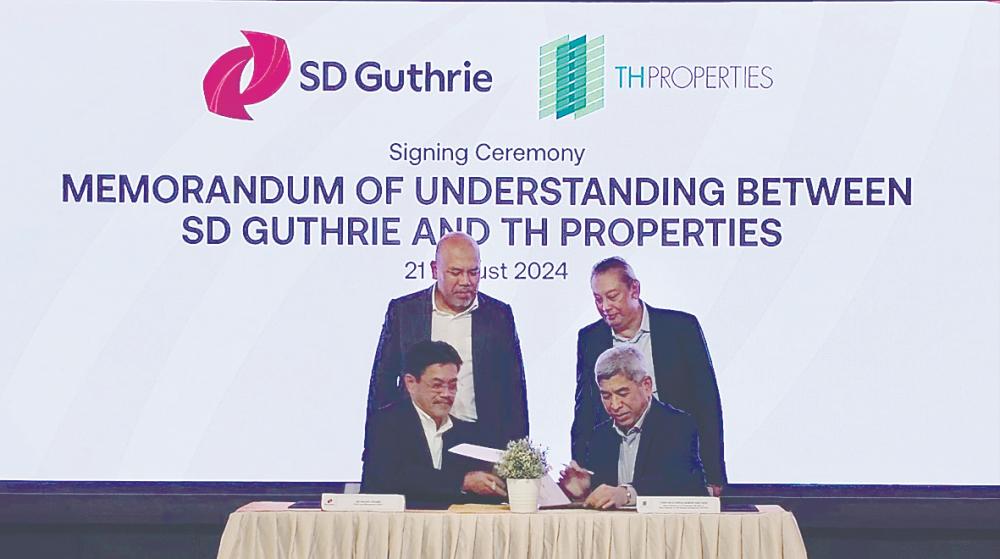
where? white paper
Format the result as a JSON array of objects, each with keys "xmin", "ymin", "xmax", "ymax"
[
  {"xmin": 448, "ymin": 443, "xmax": 503, "ymax": 463},
  {"xmin": 539, "ymin": 475, "xmax": 572, "ymax": 506},
  {"xmin": 448, "ymin": 443, "xmax": 571, "ymax": 506}
]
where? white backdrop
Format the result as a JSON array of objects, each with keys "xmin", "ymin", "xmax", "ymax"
[{"xmin": 1, "ymin": 1, "xmax": 997, "ymax": 484}]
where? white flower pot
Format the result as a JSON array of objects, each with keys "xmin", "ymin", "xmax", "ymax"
[{"xmin": 507, "ymin": 478, "xmax": 540, "ymax": 513}]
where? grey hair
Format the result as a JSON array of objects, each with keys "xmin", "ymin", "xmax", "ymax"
[{"xmin": 594, "ymin": 346, "xmax": 651, "ymax": 384}]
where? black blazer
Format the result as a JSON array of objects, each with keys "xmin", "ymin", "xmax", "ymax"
[
  {"xmin": 582, "ymin": 399, "xmax": 707, "ymax": 497},
  {"xmin": 572, "ymin": 305, "xmax": 727, "ymax": 485},
  {"xmin": 361, "ymin": 401, "xmax": 492, "ymax": 504},
  {"xmin": 365, "ymin": 288, "xmax": 529, "ymax": 452}
]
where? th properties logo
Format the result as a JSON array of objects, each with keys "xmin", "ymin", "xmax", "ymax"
[
  {"xmin": 203, "ymin": 31, "xmax": 291, "ymax": 120},
  {"xmin": 538, "ymin": 35, "xmax": 605, "ymax": 120}
]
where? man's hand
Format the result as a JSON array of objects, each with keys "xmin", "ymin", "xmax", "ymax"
[
  {"xmin": 584, "ymin": 484, "xmax": 629, "ymax": 509},
  {"xmin": 708, "ymin": 484, "xmax": 723, "ymax": 497},
  {"xmin": 558, "ymin": 460, "xmax": 592, "ymax": 501},
  {"xmin": 463, "ymin": 471, "xmax": 507, "ymax": 497}
]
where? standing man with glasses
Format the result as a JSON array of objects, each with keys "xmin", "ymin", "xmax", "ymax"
[{"xmin": 571, "ymin": 257, "xmax": 727, "ymax": 495}]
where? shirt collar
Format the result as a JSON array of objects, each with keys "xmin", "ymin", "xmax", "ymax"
[
  {"xmin": 412, "ymin": 400, "xmax": 454, "ymax": 435},
  {"xmin": 430, "ymin": 284, "xmax": 479, "ymax": 318},
  {"xmin": 611, "ymin": 301, "xmax": 651, "ymax": 344},
  {"xmin": 613, "ymin": 396, "xmax": 653, "ymax": 439}
]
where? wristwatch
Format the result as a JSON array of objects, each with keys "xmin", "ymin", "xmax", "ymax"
[{"xmin": 620, "ymin": 484, "xmax": 634, "ymax": 506}]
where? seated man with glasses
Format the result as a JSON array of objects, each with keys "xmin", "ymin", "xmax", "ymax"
[{"xmin": 361, "ymin": 340, "xmax": 507, "ymax": 504}]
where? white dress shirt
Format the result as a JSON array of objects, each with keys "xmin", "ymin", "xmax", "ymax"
[
  {"xmin": 611, "ymin": 302, "xmax": 658, "ymax": 399},
  {"xmin": 412, "ymin": 401, "xmax": 454, "ymax": 470},
  {"xmin": 430, "ymin": 285, "xmax": 479, "ymax": 422}
]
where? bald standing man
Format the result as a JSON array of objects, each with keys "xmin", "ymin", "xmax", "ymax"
[{"xmin": 364, "ymin": 233, "xmax": 529, "ymax": 459}]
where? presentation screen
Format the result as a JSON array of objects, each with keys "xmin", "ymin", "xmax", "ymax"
[{"xmin": 1, "ymin": 1, "xmax": 997, "ymax": 485}]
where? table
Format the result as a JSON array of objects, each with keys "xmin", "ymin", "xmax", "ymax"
[{"xmin": 217, "ymin": 502, "xmax": 808, "ymax": 559}]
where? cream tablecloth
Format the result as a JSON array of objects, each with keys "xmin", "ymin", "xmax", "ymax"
[{"xmin": 217, "ymin": 502, "xmax": 807, "ymax": 559}]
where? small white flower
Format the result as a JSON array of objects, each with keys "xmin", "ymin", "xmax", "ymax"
[{"xmin": 494, "ymin": 438, "xmax": 550, "ymax": 480}]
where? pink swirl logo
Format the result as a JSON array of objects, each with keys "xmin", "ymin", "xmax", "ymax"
[{"xmin": 203, "ymin": 31, "xmax": 291, "ymax": 120}]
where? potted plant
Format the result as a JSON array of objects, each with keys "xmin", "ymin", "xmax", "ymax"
[{"xmin": 495, "ymin": 438, "xmax": 549, "ymax": 513}]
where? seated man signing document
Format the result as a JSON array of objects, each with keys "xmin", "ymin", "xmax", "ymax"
[
  {"xmin": 361, "ymin": 340, "xmax": 506, "ymax": 503},
  {"xmin": 560, "ymin": 346, "xmax": 708, "ymax": 509}
]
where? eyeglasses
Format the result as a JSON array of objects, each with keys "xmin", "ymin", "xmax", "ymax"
[{"xmin": 428, "ymin": 382, "xmax": 458, "ymax": 394}]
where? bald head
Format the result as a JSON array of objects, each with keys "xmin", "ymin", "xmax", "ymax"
[
  {"xmin": 435, "ymin": 232, "xmax": 479, "ymax": 262},
  {"xmin": 431, "ymin": 232, "xmax": 481, "ymax": 314}
]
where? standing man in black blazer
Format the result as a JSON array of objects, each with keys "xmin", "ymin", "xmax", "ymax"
[
  {"xmin": 559, "ymin": 346, "xmax": 707, "ymax": 508},
  {"xmin": 362, "ymin": 340, "xmax": 507, "ymax": 504},
  {"xmin": 365, "ymin": 232, "xmax": 528, "ymax": 456},
  {"xmin": 572, "ymin": 257, "xmax": 726, "ymax": 494}
]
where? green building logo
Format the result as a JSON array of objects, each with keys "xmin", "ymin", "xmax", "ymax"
[{"xmin": 539, "ymin": 34, "xmax": 605, "ymax": 120}]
